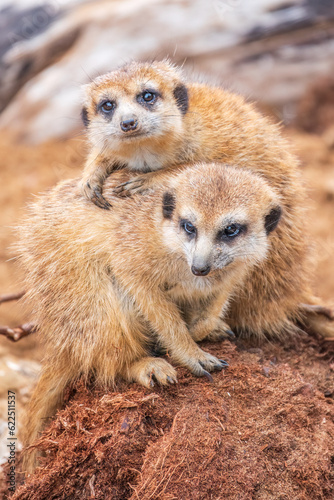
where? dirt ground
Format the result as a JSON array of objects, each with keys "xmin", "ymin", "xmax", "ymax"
[
  {"xmin": 7, "ymin": 337, "xmax": 334, "ymax": 500},
  {"xmin": 0, "ymin": 93, "xmax": 334, "ymax": 498}
]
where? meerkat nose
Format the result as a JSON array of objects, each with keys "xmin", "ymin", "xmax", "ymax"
[
  {"xmin": 120, "ymin": 115, "xmax": 138, "ymax": 132},
  {"xmin": 191, "ymin": 264, "xmax": 211, "ymax": 276}
]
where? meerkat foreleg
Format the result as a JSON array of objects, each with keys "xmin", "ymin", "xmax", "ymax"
[
  {"xmin": 81, "ymin": 149, "xmax": 119, "ymax": 209},
  {"xmin": 188, "ymin": 290, "xmax": 235, "ymax": 343},
  {"xmin": 122, "ymin": 284, "xmax": 228, "ymax": 378}
]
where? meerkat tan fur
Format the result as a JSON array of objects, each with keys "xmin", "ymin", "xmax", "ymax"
[
  {"xmin": 17, "ymin": 163, "xmax": 282, "ymax": 472},
  {"xmin": 81, "ymin": 60, "xmax": 334, "ymax": 340}
]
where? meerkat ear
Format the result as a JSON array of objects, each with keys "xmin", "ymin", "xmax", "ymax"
[
  {"xmin": 162, "ymin": 191, "xmax": 176, "ymax": 219},
  {"xmin": 81, "ymin": 107, "xmax": 89, "ymax": 127},
  {"xmin": 173, "ymin": 84, "xmax": 189, "ymax": 115},
  {"xmin": 265, "ymin": 206, "xmax": 282, "ymax": 235}
]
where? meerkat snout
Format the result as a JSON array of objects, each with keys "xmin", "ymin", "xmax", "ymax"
[
  {"xmin": 191, "ymin": 263, "xmax": 211, "ymax": 276},
  {"xmin": 190, "ymin": 234, "xmax": 213, "ymax": 276},
  {"xmin": 120, "ymin": 114, "xmax": 139, "ymax": 133}
]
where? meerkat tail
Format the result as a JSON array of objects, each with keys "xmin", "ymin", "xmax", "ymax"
[{"xmin": 21, "ymin": 361, "xmax": 76, "ymax": 474}]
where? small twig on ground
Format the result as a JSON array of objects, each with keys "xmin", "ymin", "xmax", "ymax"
[
  {"xmin": 0, "ymin": 322, "xmax": 36, "ymax": 342},
  {"xmin": 0, "ymin": 291, "xmax": 25, "ymax": 304}
]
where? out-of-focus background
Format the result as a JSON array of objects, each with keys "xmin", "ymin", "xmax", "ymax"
[{"xmin": 0, "ymin": 0, "xmax": 334, "ymax": 466}]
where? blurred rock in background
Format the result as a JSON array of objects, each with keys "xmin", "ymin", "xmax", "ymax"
[{"xmin": 0, "ymin": 0, "xmax": 334, "ymax": 143}]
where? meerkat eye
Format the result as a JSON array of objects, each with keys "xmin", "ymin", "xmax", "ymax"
[
  {"xmin": 137, "ymin": 90, "xmax": 158, "ymax": 106},
  {"xmin": 181, "ymin": 220, "xmax": 197, "ymax": 237},
  {"xmin": 219, "ymin": 223, "xmax": 247, "ymax": 241},
  {"xmin": 143, "ymin": 91, "xmax": 156, "ymax": 102},
  {"xmin": 100, "ymin": 101, "xmax": 115, "ymax": 114},
  {"xmin": 224, "ymin": 224, "xmax": 240, "ymax": 237}
]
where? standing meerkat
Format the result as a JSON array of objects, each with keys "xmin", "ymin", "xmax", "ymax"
[
  {"xmin": 18, "ymin": 163, "xmax": 281, "ymax": 472},
  {"xmin": 81, "ymin": 60, "xmax": 334, "ymax": 339}
]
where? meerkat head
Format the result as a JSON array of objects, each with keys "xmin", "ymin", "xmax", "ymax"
[
  {"xmin": 81, "ymin": 60, "xmax": 188, "ymax": 162},
  {"xmin": 161, "ymin": 163, "xmax": 282, "ymax": 278}
]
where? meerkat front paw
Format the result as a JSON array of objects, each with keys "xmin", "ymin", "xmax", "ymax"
[
  {"xmin": 128, "ymin": 357, "xmax": 178, "ymax": 388},
  {"xmin": 113, "ymin": 175, "xmax": 152, "ymax": 197},
  {"xmin": 180, "ymin": 346, "xmax": 228, "ymax": 382},
  {"xmin": 189, "ymin": 317, "xmax": 235, "ymax": 342},
  {"xmin": 81, "ymin": 179, "xmax": 111, "ymax": 210},
  {"xmin": 205, "ymin": 328, "xmax": 235, "ymax": 342},
  {"xmin": 205, "ymin": 318, "xmax": 236, "ymax": 341},
  {"xmin": 113, "ymin": 176, "xmax": 146, "ymax": 197}
]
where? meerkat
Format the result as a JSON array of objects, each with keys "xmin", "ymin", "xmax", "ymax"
[
  {"xmin": 17, "ymin": 162, "xmax": 281, "ymax": 472},
  {"xmin": 81, "ymin": 59, "xmax": 334, "ymax": 340}
]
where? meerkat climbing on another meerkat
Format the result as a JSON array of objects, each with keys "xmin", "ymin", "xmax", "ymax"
[
  {"xmin": 17, "ymin": 162, "xmax": 282, "ymax": 472},
  {"xmin": 80, "ymin": 59, "xmax": 334, "ymax": 339}
]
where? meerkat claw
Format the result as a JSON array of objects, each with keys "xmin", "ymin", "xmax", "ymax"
[
  {"xmin": 201, "ymin": 370, "xmax": 214, "ymax": 382},
  {"xmin": 225, "ymin": 329, "xmax": 235, "ymax": 338},
  {"xmin": 91, "ymin": 187, "xmax": 111, "ymax": 210},
  {"xmin": 113, "ymin": 178, "xmax": 146, "ymax": 197},
  {"xmin": 112, "ymin": 181, "xmax": 128, "ymax": 195},
  {"xmin": 113, "ymin": 180, "xmax": 134, "ymax": 195},
  {"xmin": 204, "ymin": 328, "xmax": 235, "ymax": 342},
  {"xmin": 83, "ymin": 181, "xmax": 111, "ymax": 209},
  {"xmin": 93, "ymin": 198, "xmax": 111, "ymax": 210},
  {"xmin": 211, "ymin": 360, "xmax": 228, "ymax": 371}
]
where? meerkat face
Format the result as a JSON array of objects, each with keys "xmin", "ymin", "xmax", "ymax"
[
  {"xmin": 82, "ymin": 60, "xmax": 188, "ymax": 165},
  {"xmin": 161, "ymin": 164, "xmax": 282, "ymax": 279}
]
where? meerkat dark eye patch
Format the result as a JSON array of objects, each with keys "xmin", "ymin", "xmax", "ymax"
[
  {"xmin": 173, "ymin": 84, "xmax": 189, "ymax": 115},
  {"xmin": 162, "ymin": 192, "xmax": 176, "ymax": 219},
  {"xmin": 265, "ymin": 206, "xmax": 282, "ymax": 235},
  {"xmin": 81, "ymin": 107, "xmax": 89, "ymax": 127}
]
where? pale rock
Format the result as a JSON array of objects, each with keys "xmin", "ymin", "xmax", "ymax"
[{"xmin": 0, "ymin": 0, "xmax": 333, "ymax": 142}]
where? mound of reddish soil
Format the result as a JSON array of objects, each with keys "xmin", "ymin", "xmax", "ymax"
[{"xmin": 10, "ymin": 337, "xmax": 334, "ymax": 500}]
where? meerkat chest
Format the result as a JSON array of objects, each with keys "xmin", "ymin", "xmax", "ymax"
[
  {"xmin": 119, "ymin": 150, "xmax": 165, "ymax": 173},
  {"xmin": 164, "ymin": 276, "xmax": 217, "ymax": 303}
]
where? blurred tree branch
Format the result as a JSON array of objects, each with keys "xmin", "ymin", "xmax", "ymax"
[
  {"xmin": 0, "ymin": 290, "xmax": 36, "ymax": 341},
  {"xmin": 0, "ymin": 322, "xmax": 36, "ymax": 342}
]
